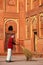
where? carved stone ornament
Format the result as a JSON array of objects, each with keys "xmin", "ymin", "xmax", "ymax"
[
  {"xmin": 8, "ymin": 0, "xmax": 15, "ymax": 6},
  {"xmin": 32, "ymin": 16, "xmax": 37, "ymax": 29},
  {"xmin": 40, "ymin": 16, "xmax": 43, "ymax": 23}
]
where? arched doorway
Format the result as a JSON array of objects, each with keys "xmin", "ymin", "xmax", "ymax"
[
  {"xmin": 32, "ymin": 29, "xmax": 38, "ymax": 52},
  {"xmin": 4, "ymin": 20, "xmax": 17, "ymax": 53},
  {"xmin": 31, "ymin": 16, "xmax": 38, "ymax": 52}
]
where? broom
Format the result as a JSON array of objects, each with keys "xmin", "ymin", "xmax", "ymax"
[{"xmin": 20, "ymin": 45, "xmax": 33, "ymax": 61}]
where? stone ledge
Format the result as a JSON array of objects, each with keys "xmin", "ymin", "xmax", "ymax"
[{"xmin": 33, "ymin": 53, "xmax": 43, "ymax": 58}]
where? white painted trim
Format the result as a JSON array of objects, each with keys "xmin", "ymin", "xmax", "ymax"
[{"xmin": 4, "ymin": 18, "xmax": 19, "ymax": 40}]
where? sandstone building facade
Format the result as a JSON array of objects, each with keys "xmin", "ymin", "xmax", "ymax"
[{"xmin": 0, "ymin": 0, "xmax": 43, "ymax": 55}]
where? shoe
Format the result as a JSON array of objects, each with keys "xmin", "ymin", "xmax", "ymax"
[{"xmin": 6, "ymin": 60, "xmax": 11, "ymax": 62}]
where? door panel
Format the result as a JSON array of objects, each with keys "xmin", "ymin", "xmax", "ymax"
[{"xmin": 34, "ymin": 32, "xmax": 37, "ymax": 51}]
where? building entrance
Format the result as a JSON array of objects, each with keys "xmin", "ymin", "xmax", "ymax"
[{"xmin": 34, "ymin": 32, "xmax": 37, "ymax": 51}]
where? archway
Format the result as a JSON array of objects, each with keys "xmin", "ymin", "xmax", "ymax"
[{"xmin": 4, "ymin": 19, "xmax": 17, "ymax": 53}]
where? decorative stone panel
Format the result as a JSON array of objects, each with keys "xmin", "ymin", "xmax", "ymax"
[
  {"xmin": 39, "ymin": 13, "xmax": 43, "ymax": 38},
  {"xmin": 6, "ymin": 0, "xmax": 19, "ymax": 13}
]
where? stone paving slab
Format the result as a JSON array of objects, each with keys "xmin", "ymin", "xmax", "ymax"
[{"xmin": 0, "ymin": 55, "xmax": 43, "ymax": 65}]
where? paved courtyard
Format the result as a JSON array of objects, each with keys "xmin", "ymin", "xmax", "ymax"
[{"xmin": 0, "ymin": 55, "xmax": 43, "ymax": 65}]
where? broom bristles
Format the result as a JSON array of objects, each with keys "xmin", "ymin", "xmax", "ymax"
[{"xmin": 20, "ymin": 45, "xmax": 33, "ymax": 60}]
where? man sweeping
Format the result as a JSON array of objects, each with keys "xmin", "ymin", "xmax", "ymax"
[{"xmin": 6, "ymin": 34, "xmax": 16, "ymax": 62}]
